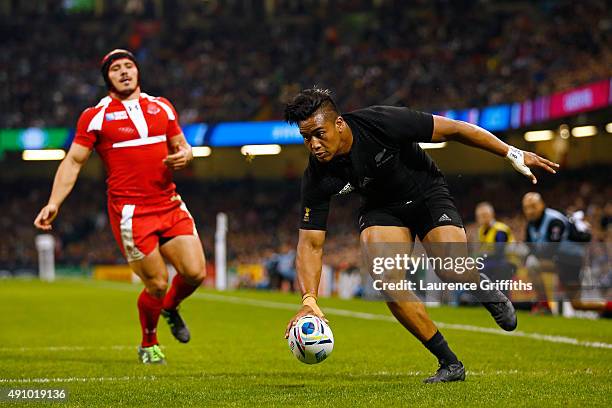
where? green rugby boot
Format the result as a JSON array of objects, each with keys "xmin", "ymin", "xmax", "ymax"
[{"xmin": 137, "ymin": 344, "xmax": 166, "ymax": 364}]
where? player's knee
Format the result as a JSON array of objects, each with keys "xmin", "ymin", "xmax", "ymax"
[
  {"xmin": 190, "ymin": 269, "xmax": 206, "ymax": 286},
  {"xmin": 182, "ymin": 262, "xmax": 206, "ymax": 285},
  {"xmin": 145, "ymin": 278, "xmax": 168, "ymax": 298}
]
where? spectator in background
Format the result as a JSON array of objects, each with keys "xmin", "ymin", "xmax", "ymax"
[
  {"xmin": 471, "ymin": 202, "xmax": 517, "ymax": 299},
  {"xmin": 522, "ymin": 192, "xmax": 611, "ymax": 315},
  {"xmin": 275, "ymin": 243, "xmax": 297, "ymax": 292},
  {"xmin": 477, "ymin": 202, "xmax": 515, "ymax": 245}
]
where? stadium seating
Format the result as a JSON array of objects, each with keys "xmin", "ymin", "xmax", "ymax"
[
  {"xmin": 2, "ymin": 168, "xmax": 609, "ymax": 281},
  {"xmin": 1, "ymin": 0, "xmax": 610, "ymax": 127}
]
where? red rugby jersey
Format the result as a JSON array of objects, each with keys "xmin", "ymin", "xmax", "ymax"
[{"xmin": 73, "ymin": 93, "xmax": 182, "ymax": 204}]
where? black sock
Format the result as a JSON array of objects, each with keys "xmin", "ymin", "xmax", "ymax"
[{"xmin": 422, "ymin": 330, "xmax": 459, "ymax": 366}]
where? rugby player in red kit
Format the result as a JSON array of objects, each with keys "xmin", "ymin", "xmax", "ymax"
[{"xmin": 34, "ymin": 49, "xmax": 206, "ymax": 364}]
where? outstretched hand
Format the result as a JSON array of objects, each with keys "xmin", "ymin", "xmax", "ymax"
[
  {"xmin": 523, "ymin": 151, "xmax": 559, "ymax": 183},
  {"xmin": 507, "ymin": 146, "xmax": 559, "ymax": 184}
]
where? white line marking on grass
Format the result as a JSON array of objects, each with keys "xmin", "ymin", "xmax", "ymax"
[
  {"xmin": 366, "ymin": 369, "xmax": 521, "ymax": 377},
  {"xmin": 1, "ymin": 371, "xmax": 525, "ymax": 384},
  {"xmin": 192, "ymin": 293, "xmax": 612, "ymax": 349},
  {"xmin": 430, "ymin": 322, "xmax": 612, "ymax": 350},
  {"xmin": 0, "ymin": 345, "xmax": 134, "ymax": 352},
  {"xmin": 82, "ymin": 281, "xmax": 612, "ymax": 351},
  {"xmin": 0, "ymin": 376, "xmax": 158, "ymax": 384},
  {"xmin": 193, "ymin": 292, "xmax": 612, "ymax": 350}
]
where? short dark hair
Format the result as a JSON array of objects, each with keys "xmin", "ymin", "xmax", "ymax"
[{"xmin": 284, "ymin": 88, "xmax": 339, "ymax": 125}]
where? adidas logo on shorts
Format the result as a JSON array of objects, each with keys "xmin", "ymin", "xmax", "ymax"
[{"xmin": 438, "ymin": 213, "xmax": 452, "ymax": 222}]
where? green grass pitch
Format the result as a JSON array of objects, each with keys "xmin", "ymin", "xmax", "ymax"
[{"xmin": 0, "ymin": 278, "xmax": 610, "ymax": 407}]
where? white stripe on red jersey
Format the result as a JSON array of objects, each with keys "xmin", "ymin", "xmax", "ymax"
[
  {"xmin": 122, "ymin": 99, "xmax": 148, "ymax": 138},
  {"xmin": 87, "ymin": 97, "xmax": 112, "ymax": 133},
  {"xmin": 112, "ymin": 135, "xmax": 167, "ymax": 148}
]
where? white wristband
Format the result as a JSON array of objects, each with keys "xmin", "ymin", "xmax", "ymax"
[
  {"xmin": 506, "ymin": 146, "xmax": 523, "ymax": 162},
  {"xmin": 506, "ymin": 146, "xmax": 533, "ymax": 178}
]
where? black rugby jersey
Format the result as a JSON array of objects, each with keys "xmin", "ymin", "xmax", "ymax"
[{"xmin": 300, "ymin": 105, "xmax": 446, "ymax": 230}]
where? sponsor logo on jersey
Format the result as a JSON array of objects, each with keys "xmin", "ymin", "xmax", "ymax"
[
  {"xmin": 105, "ymin": 111, "xmax": 129, "ymax": 121},
  {"xmin": 147, "ymin": 104, "xmax": 161, "ymax": 115},
  {"xmin": 438, "ymin": 213, "xmax": 452, "ymax": 222},
  {"xmin": 118, "ymin": 127, "xmax": 137, "ymax": 135},
  {"xmin": 303, "ymin": 207, "xmax": 311, "ymax": 222},
  {"xmin": 337, "ymin": 182, "xmax": 355, "ymax": 195}
]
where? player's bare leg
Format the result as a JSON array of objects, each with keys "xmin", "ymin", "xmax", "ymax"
[
  {"xmin": 360, "ymin": 225, "xmax": 465, "ymax": 383},
  {"xmin": 160, "ymin": 235, "xmax": 206, "ymax": 286},
  {"xmin": 159, "ymin": 235, "xmax": 206, "ymax": 343},
  {"xmin": 129, "ymin": 247, "xmax": 169, "ymax": 364},
  {"xmin": 422, "ymin": 225, "xmax": 517, "ymax": 331},
  {"xmin": 387, "ymin": 302, "xmax": 437, "ymax": 341},
  {"xmin": 360, "ymin": 226, "xmax": 437, "ymax": 341}
]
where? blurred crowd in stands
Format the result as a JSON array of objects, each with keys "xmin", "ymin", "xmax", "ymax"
[
  {"xmin": 1, "ymin": 0, "xmax": 611, "ymax": 127},
  {"xmin": 1, "ymin": 0, "xmax": 610, "ymax": 300},
  {"xmin": 1, "ymin": 168, "xmax": 610, "ymax": 287}
]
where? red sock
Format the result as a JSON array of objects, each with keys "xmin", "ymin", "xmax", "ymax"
[
  {"xmin": 162, "ymin": 274, "xmax": 199, "ymax": 310},
  {"xmin": 138, "ymin": 289, "xmax": 163, "ymax": 347}
]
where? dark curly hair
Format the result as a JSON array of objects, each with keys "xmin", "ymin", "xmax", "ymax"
[{"xmin": 284, "ymin": 88, "xmax": 339, "ymax": 125}]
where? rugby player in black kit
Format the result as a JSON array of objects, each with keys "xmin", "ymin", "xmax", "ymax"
[{"xmin": 283, "ymin": 88, "xmax": 559, "ymax": 383}]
